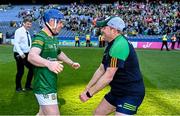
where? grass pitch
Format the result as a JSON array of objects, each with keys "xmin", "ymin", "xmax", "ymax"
[{"xmin": 0, "ymin": 45, "xmax": 180, "ymax": 115}]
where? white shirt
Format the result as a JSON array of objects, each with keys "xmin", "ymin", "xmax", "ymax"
[{"xmin": 13, "ymin": 26, "xmax": 32, "ymax": 55}]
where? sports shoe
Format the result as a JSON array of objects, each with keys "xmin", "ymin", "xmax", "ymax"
[
  {"xmin": 16, "ymin": 88, "xmax": 25, "ymax": 92},
  {"xmin": 25, "ymin": 87, "xmax": 33, "ymax": 91}
]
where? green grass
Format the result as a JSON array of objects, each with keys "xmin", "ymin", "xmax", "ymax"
[{"xmin": 0, "ymin": 45, "xmax": 180, "ymax": 115}]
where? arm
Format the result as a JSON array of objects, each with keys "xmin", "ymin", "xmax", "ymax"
[
  {"xmin": 28, "ymin": 47, "xmax": 49, "ymax": 67},
  {"xmin": 13, "ymin": 30, "xmax": 25, "ymax": 58},
  {"xmin": 85, "ymin": 64, "xmax": 105, "ymax": 91},
  {"xmin": 89, "ymin": 67, "xmax": 117, "ymax": 95},
  {"xmin": 57, "ymin": 51, "xmax": 80, "ymax": 69},
  {"xmin": 57, "ymin": 51, "xmax": 73, "ymax": 66},
  {"xmin": 80, "ymin": 67, "xmax": 117, "ymax": 102},
  {"xmin": 28, "ymin": 47, "xmax": 63, "ymax": 74}
]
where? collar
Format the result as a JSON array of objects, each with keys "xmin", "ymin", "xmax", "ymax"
[
  {"xmin": 41, "ymin": 30, "xmax": 54, "ymax": 39},
  {"xmin": 108, "ymin": 34, "xmax": 122, "ymax": 45}
]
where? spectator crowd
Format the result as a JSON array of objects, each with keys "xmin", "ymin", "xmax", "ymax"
[{"xmin": 0, "ymin": 1, "xmax": 180, "ymax": 37}]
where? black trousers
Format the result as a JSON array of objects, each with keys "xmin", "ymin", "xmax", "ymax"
[
  {"xmin": 99, "ymin": 41, "xmax": 102, "ymax": 47},
  {"xmin": 86, "ymin": 40, "xmax": 91, "ymax": 47},
  {"xmin": 171, "ymin": 42, "xmax": 176, "ymax": 49},
  {"xmin": 178, "ymin": 39, "xmax": 180, "ymax": 48},
  {"xmin": 14, "ymin": 52, "xmax": 33, "ymax": 89},
  {"xmin": 161, "ymin": 41, "xmax": 169, "ymax": 51},
  {"xmin": 75, "ymin": 40, "xmax": 80, "ymax": 47}
]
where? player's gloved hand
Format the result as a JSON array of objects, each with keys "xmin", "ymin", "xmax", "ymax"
[
  {"xmin": 71, "ymin": 62, "xmax": 80, "ymax": 69},
  {"xmin": 47, "ymin": 61, "xmax": 64, "ymax": 74}
]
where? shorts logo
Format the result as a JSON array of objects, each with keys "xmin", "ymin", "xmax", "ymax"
[
  {"xmin": 51, "ymin": 94, "xmax": 57, "ymax": 100},
  {"xmin": 43, "ymin": 94, "xmax": 49, "ymax": 99},
  {"xmin": 120, "ymin": 103, "xmax": 137, "ymax": 111},
  {"xmin": 117, "ymin": 104, "xmax": 123, "ymax": 107}
]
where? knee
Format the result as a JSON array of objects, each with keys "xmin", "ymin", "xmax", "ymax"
[
  {"xmin": 44, "ymin": 106, "xmax": 60, "ymax": 115},
  {"xmin": 93, "ymin": 108, "xmax": 101, "ymax": 115},
  {"xmin": 93, "ymin": 110, "xmax": 97, "ymax": 115},
  {"xmin": 43, "ymin": 109, "xmax": 59, "ymax": 115}
]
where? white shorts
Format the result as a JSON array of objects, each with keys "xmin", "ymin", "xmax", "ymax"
[{"xmin": 35, "ymin": 93, "xmax": 58, "ymax": 105}]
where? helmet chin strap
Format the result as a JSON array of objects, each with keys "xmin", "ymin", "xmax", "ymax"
[{"xmin": 45, "ymin": 19, "xmax": 59, "ymax": 36}]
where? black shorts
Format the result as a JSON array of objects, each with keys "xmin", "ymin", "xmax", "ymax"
[{"xmin": 104, "ymin": 92, "xmax": 144, "ymax": 115}]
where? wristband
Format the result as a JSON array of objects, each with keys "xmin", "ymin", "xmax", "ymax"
[{"xmin": 86, "ymin": 91, "xmax": 92, "ymax": 98}]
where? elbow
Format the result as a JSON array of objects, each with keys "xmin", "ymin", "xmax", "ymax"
[
  {"xmin": 99, "ymin": 64, "xmax": 105, "ymax": 73},
  {"xmin": 28, "ymin": 52, "xmax": 33, "ymax": 63},
  {"xmin": 108, "ymin": 76, "xmax": 113, "ymax": 82},
  {"xmin": 99, "ymin": 67, "xmax": 104, "ymax": 73},
  {"xmin": 105, "ymin": 71, "xmax": 115, "ymax": 82},
  {"xmin": 105, "ymin": 68, "xmax": 117, "ymax": 82},
  {"xmin": 106, "ymin": 75, "xmax": 113, "ymax": 83}
]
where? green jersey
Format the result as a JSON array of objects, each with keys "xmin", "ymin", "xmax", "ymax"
[{"xmin": 32, "ymin": 30, "xmax": 61, "ymax": 94}]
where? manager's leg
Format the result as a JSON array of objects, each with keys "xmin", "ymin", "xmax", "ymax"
[{"xmin": 94, "ymin": 98, "xmax": 115, "ymax": 115}]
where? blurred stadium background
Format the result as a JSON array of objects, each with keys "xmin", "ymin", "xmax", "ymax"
[
  {"xmin": 0, "ymin": 0, "xmax": 179, "ymax": 47},
  {"xmin": 0, "ymin": 0, "xmax": 180, "ymax": 115}
]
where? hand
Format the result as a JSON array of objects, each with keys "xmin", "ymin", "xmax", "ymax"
[
  {"xmin": 58, "ymin": 61, "xmax": 63, "ymax": 64},
  {"xmin": 83, "ymin": 87, "xmax": 90, "ymax": 94},
  {"xmin": 20, "ymin": 54, "xmax": 26, "ymax": 59},
  {"xmin": 72, "ymin": 62, "xmax": 80, "ymax": 69},
  {"xmin": 47, "ymin": 61, "xmax": 64, "ymax": 74},
  {"xmin": 79, "ymin": 92, "xmax": 90, "ymax": 102}
]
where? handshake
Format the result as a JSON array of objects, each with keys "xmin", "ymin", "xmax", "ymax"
[{"xmin": 47, "ymin": 61, "xmax": 80, "ymax": 74}]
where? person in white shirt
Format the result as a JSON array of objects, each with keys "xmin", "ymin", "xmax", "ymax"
[{"xmin": 13, "ymin": 16, "xmax": 33, "ymax": 92}]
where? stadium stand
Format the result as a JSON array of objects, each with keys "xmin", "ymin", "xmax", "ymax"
[{"xmin": 0, "ymin": 2, "xmax": 179, "ymax": 43}]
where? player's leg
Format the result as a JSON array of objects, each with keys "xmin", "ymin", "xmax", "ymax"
[
  {"xmin": 41, "ymin": 104, "xmax": 60, "ymax": 115},
  {"xmin": 36, "ymin": 106, "xmax": 44, "ymax": 116},
  {"xmin": 35, "ymin": 93, "xmax": 59, "ymax": 115}
]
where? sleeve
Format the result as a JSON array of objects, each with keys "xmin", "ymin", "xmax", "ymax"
[
  {"xmin": 13, "ymin": 30, "xmax": 24, "ymax": 56},
  {"xmin": 109, "ymin": 38, "xmax": 130, "ymax": 68},
  {"xmin": 31, "ymin": 36, "xmax": 44, "ymax": 49}
]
